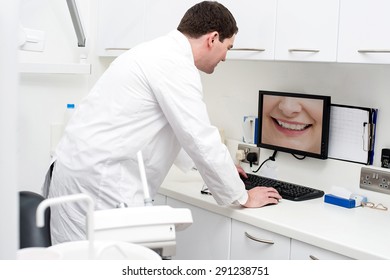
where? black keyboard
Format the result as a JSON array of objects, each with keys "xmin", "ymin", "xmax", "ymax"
[{"xmin": 242, "ymin": 173, "xmax": 324, "ymax": 201}]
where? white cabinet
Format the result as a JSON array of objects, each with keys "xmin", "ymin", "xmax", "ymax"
[
  {"xmin": 166, "ymin": 197, "xmax": 231, "ymax": 260},
  {"xmin": 290, "ymin": 239, "xmax": 353, "ymax": 260},
  {"xmin": 220, "ymin": 0, "xmax": 277, "ymax": 60},
  {"xmin": 144, "ymin": 0, "xmax": 200, "ymax": 42},
  {"xmin": 97, "ymin": 0, "xmax": 146, "ymax": 56},
  {"xmin": 337, "ymin": 0, "xmax": 390, "ymax": 64},
  {"xmin": 160, "ymin": 194, "xmax": 356, "ymax": 259},
  {"xmin": 230, "ymin": 220, "xmax": 290, "ymax": 260},
  {"xmin": 274, "ymin": 0, "xmax": 339, "ymax": 62},
  {"xmin": 97, "ymin": 0, "xmax": 200, "ymax": 56},
  {"xmin": 96, "ymin": 0, "xmax": 277, "ymax": 59},
  {"xmin": 96, "ymin": 0, "xmax": 390, "ymax": 64}
]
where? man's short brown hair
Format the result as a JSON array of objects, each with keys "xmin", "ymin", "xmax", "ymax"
[{"xmin": 177, "ymin": 1, "xmax": 238, "ymax": 42}]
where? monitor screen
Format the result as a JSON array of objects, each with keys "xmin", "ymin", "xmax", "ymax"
[{"xmin": 257, "ymin": 90, "xmax": 331, "ymax": 159}]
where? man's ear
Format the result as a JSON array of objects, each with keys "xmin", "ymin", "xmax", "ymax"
[{"xmin": 208, "ymin": 32, "xmax": 219, "ymax": 47}]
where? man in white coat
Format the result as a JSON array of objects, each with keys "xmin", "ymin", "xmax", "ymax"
[{"xmin": 45, "ymin": 1, "xmax": 281, "ymax": 244}]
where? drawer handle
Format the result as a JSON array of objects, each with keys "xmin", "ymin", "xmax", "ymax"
[
  {"xmin": 309, "ymin": 255, "xmax": 319, "ymax": 260},
  {"xmin": 244, "ymin": 231, "xmax": 274, "ymax": 244},
  {"xmin": 358, "ymin": 49, "xmax": 390, "ymax": 53},
  {"xmin": 230, "ymin": 48, "xmax": 266, "ymax": 52},
  {"xmin": 288, "ymin": 48, "xmax": 320, "ymax": 53},
  {"xmin": 105, "ymin": 48, "xmax": 130, "ymax": 51}
]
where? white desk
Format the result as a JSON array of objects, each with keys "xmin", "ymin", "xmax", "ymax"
[{"xmin": 159, "ymin": 166, "xmax": 390, "ymax": 260}]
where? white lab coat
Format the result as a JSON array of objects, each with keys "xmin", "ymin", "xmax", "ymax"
[{"xmin": 46, "ymin": 30, "xmax": 248, "ymax": 244}]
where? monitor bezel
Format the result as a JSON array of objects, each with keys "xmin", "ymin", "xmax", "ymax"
[{"xmin": 257, "ymin": 90, "xmax": 331, "ymax": 160}]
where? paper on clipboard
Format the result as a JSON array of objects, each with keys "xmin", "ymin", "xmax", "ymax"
[{"xmin": 328, "ymin": 104, "xmax": 375, "ymax": 164}]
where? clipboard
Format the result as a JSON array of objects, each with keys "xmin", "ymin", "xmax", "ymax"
[{"xmin": 327, "ymin": 104, "xmax": 378, "ymax": 165}]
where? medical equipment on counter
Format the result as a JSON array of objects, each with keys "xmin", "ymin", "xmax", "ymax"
[
  {"xmin": 34, "ymin": 192, "xmax": 162, "ymax": 260},
  {"xmin": 93, "ymin": 205, "xmax": 192, "ymax": 258},
  {"xmin": 242, "ymin": 116, "xmax": 258, "ymax": 144},
  {"xmin": 324, "ymin": 186, "xmax": 367, "ymax": 209},
  {"xmin": 93, "ymin": 151, "xmax": 193, "ymax": 258},
  {"xmin": 137, "ymin": 150, "xmax": 153, "ymax": 206}
]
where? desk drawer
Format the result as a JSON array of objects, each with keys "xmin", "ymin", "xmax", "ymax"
[
  {"xmin": 230, "ymin": 220, "xmax": 290, "ymax": 260},
  {"xmin": 290, "ymin": 239, "xmax": 353, "ymax": 260}
]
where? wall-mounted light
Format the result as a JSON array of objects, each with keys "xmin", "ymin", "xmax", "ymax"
[{"xmin": 66, "ymin": 0, "xmax": 86, "ymax": 47}]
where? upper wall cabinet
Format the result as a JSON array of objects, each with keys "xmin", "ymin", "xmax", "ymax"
[
  {"xmin": 97, "ymin": 0, "xmax": 145, "ymax": 56},
  {"xmin": 143, "ymin": 0, "xmax": 200, "ymax": 42},
  {"xmin": 337, "ymin": 0, "xmax": 390, "ymax": 64},
  {"xmin": 97, "ymin": 0, "xmax": 276, "ymax": 58},
  {"xmin": 274, "ymin": 0, "xmax": 340, "ymax": 62},
  {"xmin": 220, "ymin": 0, "xmax": 277, "ymax": 60},
  {"xmin": 97, "ymin": 0, "xmax": 200, "ymax": 56}
]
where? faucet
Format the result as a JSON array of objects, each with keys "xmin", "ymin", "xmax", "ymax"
[{"xmin": 36, "ymin": 193, "xmax": 95, "ymax": 259}]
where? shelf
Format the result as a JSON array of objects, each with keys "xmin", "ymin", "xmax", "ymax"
[{"xmin": 19, "ymin": 62, "xmax": 91, "ymax": 74}]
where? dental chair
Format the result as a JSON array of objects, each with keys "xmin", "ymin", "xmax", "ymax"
[
  {"xmin": 18, "ymin": 191, "xmax": 161, "ymax": 260},
  {"xmin": 19, "ymin": 191, "xmax": 51, "ymax": 248}
]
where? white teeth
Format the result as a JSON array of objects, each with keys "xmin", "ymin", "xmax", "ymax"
[{"xmin": 276, "ymin": 120, "xmax": 310, "ymax": 131}]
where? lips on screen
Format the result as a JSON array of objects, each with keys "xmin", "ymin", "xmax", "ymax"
[{"xmin": 257, "ymin": 90, "xmax": 331, "ymax": 160}]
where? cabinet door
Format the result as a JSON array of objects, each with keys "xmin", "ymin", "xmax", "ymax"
[
  {"xmin": 290, "ymin": 239, "xmax": 353, "ymax": 260},
  {"xmin": 337, "ymin": 0, "xmax": 390, "ymax": 64},
  {"xmin": 220, "ymin": 0, "xmax": 277, "ymax": 60},
  {"xmin": 97, "ymin": 0, "xmax": 200, "ymax": 56},
  {"xmin": 230, "ymin": 220, "xmax": 290, "ymax": 260},
  {"xmin": 274, "ymin": 0, "xmax": 339, "ymax": 62},
  {"xmin": 144, "ymin": 0, "xmax": 200, "ymax": 42},
  {"xmin": 97, "ymin": 0, "xmax": 146, "ymax": 56},
  {"xmin": 166, "ymin": 198, "xmax": 231, "ymax": 260}
]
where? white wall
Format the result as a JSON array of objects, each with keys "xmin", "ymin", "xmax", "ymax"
[
  {"xmin": 0, "ymin": 0, "xmax": 21, "ymax": 259},
  {"xmin": 17, "ymin": 0, "xmax": 390, "ymax": 204},
  {"xmin": 17, "ymin": 0, "xmax": 108, "ymax": 193}
]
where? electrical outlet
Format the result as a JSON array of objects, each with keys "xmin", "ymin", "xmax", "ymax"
[
  {"xmin": 360, "ymin": 167, "xmax": 390, "ymax": 195},
  {"xmin": 237, "ymin": 143, "xmax": 260, "ymax": 165}
]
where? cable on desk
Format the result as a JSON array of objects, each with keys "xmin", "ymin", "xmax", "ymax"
[{"xmin": 252, "ymin": 150, "xmax": 277, "ymax": 173}]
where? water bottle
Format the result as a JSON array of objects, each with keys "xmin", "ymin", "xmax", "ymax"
[
  {"xmin": 63, "ymin": 103, "xmax": 75, "ymax": 127},
  {"xmin": 51, "ymin": 103, "xmax": 76, "ymax": 157}
]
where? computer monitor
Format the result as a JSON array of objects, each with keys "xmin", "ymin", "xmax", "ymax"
[{"xmin": 257, "ymin": 90, "xmax": 331, "ymax": 159}]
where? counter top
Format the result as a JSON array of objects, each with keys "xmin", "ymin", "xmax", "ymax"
[{"xmin": 159, "ymin": 166, "xmax": 390, "ymax": 260}]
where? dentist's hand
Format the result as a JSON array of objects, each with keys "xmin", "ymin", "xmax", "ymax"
[
  {"xmin": 242, "ymin": 186, "xmax": 282, "ymax": 208},
  {"xmin": 236, "ymin": 165, "xmax": 247, "ymax": 178}
]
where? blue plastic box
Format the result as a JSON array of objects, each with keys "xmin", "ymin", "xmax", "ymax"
[{"xmin": 324, "ymin": 194, "xmax": 356, "ymax": 208}]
